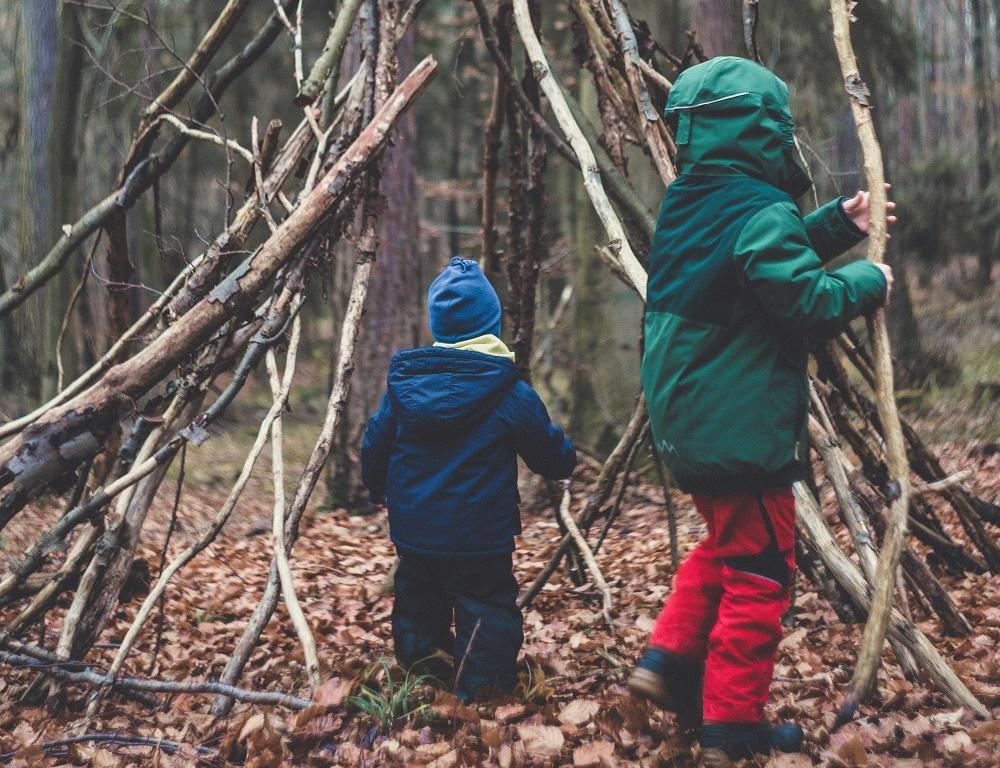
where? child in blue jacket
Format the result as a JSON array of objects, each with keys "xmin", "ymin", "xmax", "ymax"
[{"xmin": 361, "ymin": 257, "xmax": 576, "ymax": 701}]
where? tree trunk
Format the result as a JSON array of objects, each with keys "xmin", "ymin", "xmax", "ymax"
[
  {"xmin": 970, "ymin": 0, "xmax": 994, "ymax": 288},
  {"xmin": 690, "ymin": 0, "xmax": 742, "ymax": 58},
  {"xmin": 345, "ymin": 25, "xmax": 420, "ymax": 508},
  {"xmin": 9, "ymin": 0, "xmax": 60, "ymax": 398},
  {"xmin": 568, "ymin": 78, "xmax": 612, "ymax": 450}
]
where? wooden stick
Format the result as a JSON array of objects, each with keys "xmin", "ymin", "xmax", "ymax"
[
  {"xmin": 518, "ymin": 393, "xmax": 647, "ymax": 609},
  {"xmin": 5, "ymin": 526, "xmax": 99, "ymax": 635},
  {"xmin": 829, "ymin": 0, "xmax": 912, "ymax": 728},
  {"xmin": 651, "ymin": 445, "xmax": 679, "ymax": 570},
  {"xmin": 807, "ymin": 413, "xmax": 919, "ymax": 679},
  {"xmin": 0, "ymin": 649, "xmax": 310, "ymax": 709},
  {"xmin": 155, "ymin": 113, "xmax": 254, "ymax": 163},
  {"xmin": 511, "ymin": 0, "xmax": 647, "ymax": 300},
  {"xmin": 743, "ymin": 0, "xmax": 761, "ymax": 63},
  {"xmin": 639, "ymin": 58, "xmax": 672, "ymax": 91},
  {"xmin": 143, "ymin": 0, "xmax": 252, "ymax": 120},
  {"xmin": 0, "ymin": 733, "xmax": 213, "ymax": 762},
  {"xmin": 211, "ymin": 187, "xmax": 382, "ymax": 716},
  {"xmin": 478, "ymin": 0, "xmax": 510, "ymax": 273},
  {"xmin": 793, "ymin": 482, "xmax": 986, "ymax": 717},
  {"xmin": 555, "ymin": 483, "xmax": 613, "ymax": 625},
  {"xmin": 265, "ymin": 319, "xmax": 322, "ymax": 691},
  {"xmin": 295, "ymin": 0, "xmax": 366, "ymax": 106},
  {"xmin": 606, "ymin": 0, "xmax": 675, "ymax": 185},
  {"xmin": 49, "ymin": 393, "xmax": 190, "ymax": 707},
  {"xmin": 913, "ymin": 470, "xmax": 973, "ymax": 496},
  {"xmin": 810, "ymin": 375, "xmax": 976, "ymax": 634}
]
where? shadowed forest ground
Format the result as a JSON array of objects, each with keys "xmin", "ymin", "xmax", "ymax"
[{"xmin": 1, "ymin": 438, "xmax": 997, "ymax": 767}]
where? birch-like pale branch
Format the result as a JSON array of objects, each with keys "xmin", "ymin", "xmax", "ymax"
[
  {"xmin": 555, "ymin": 483, "xmax": 613, "ymax": 625},
  {"xmin": 511, "ymin": 0, "xmax": 648, "ymax": 300},
  {"xmin": 828, "ymin": 0, "xmax": 913, "ymax": 729},
  {"xmin": 266, "ymin": 317, "xmax": 322, "ymax": 691}
]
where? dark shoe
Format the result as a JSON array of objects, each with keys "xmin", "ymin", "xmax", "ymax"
[
  {"xmin": 627, "ymin": 647, "xmax": 702, "ymax": 726},
  {"xmin": 700, "ymin": 722, "xmax": 804, "ymax": 767}
]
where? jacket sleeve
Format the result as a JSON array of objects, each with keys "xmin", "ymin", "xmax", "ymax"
[
  {"xmin": 360, "ymin": 392, "xmax": 396, "ymax": 504},
  {"xmin": 733, "ymin": 201, "xmax": 887, "ymax": 340},
  {"xmin": 802, "ymin": 196, "xmax": 867, "ymax": 263},
  {"xmin": 501, "ymin": 383, "xmax": 577, "ymax": 479}
]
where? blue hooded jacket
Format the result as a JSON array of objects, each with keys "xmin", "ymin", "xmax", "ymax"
[{"xmin": 361, "ymin": 347, "xmax": 577, "ymax": 557}]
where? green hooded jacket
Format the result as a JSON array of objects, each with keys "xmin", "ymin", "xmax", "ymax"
[{"xmin": 643, "ymin": 57, "xmax": 887, "ymax": 494}]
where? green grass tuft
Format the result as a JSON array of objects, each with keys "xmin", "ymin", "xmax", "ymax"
[{"xmin": 348, "ymin": 658, "xmax": 435, "ymax": 731}]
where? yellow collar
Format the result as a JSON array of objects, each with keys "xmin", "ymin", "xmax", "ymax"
[{"xmin": 433, "ymin": 334, "xmax": 515, "ymax": 362}]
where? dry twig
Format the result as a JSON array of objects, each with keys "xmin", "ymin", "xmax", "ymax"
[{"xmin": 555, "ymin": 483, "xmax": 614, "ymax": 625}]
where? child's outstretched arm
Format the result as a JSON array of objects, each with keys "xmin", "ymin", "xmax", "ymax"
[
  {"xmin": 733, "ymin": 201, "xmax": 889, "ymax": 340},
  {"xmin": 803, "ymin": 185, "xmax": 898, "ymax": 263},
  {"xmin": 499, "ymin": 383, "xmax": 576, "ymax": 479},
  {"xmin": 361, "ymin": 393, "xmax": 396, "ymax": 504},
  {"xmin": 802, "ymin": 196, "xmax": 867, "ymax": 263}
]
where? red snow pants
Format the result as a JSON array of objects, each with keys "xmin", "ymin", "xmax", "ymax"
[{"xmin": 649, "ymin": 487, "xmax": 796, "ymax": 723}]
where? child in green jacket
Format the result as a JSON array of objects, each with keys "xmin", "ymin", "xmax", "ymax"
[{"xmin": 629, "ymin": 57, "xmax": 894, "ymax": 766}]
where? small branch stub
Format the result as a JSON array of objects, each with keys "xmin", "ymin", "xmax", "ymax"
[{"xmin": 845, "ymin": 73, "xmax": 872, "ymax": 107}]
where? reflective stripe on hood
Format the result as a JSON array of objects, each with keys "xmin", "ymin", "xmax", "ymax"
[{"xmin": 664, "ymin": 57, "xmax": 812, "ymax": 198}]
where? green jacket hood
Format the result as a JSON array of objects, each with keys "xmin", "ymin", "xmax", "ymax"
[{"xmin": 665, "ymin": 57, "xmax": 812, "ymax": 197}]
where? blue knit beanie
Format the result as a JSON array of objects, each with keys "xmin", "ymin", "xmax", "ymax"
[{"xmin": 427, "ymin": 257, "xmax": 502, "ymax": 343}]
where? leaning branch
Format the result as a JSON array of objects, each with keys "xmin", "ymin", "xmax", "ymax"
[
  {"xmin": 829, "ymin": 0, "xmax": 913, "ymax": 729},
  {"xmin": 212, "ymin": 189, "xmax": 382, "ymax": 715},
  {"xmin": 0, "ymin": 56, "xmax": 438, "ymax": 522},
  {"xmin": 518, "ymin": 393, "xmax": 647, "ymax": 609},
  {"xmin": 793, "ymin": 483, "xmax": 987, "ymax": 717},
  {"xmin": 295, "ymin": 0, "xmax": 366, "ymax": 106},
  {"xmin": 143, "ymin": 0, "xmax": 252, "ymax": 120},
  {"xmin": 86, "ymin": 295, "xmax": 305, "ymax": 719},
  {"xmin": 555, "ymin": 483, "xmax": 613, "ymax": 625},
  {"xmin": 606, "ymin": 0, "xmax": 675, "ymax": 184},
  {"xmin": 511, "ymin": 0, "xmax": 647, "ymax": 299},
  {"xmin": 266, "ymin": 319, "xmax": 322, "ymax": 691},
  {"xmin": 0, "ymin": 160, "xmax": 153, "ymax": 318}
]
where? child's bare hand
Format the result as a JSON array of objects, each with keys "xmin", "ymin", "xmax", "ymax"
[
  {"xmin": 843, "ymin": 183, "xmax": 897, "ymax": 237},
  {"xmin": 875, "ymin": 263, "xmax": 893, "ymax": 306}
]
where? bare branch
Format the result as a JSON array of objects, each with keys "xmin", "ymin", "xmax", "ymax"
[
  {"xmin": 829, "ymin": 0, "xmax": 912, "ymax": 728},
  {"xmin": 295, "ymin": 0, "xmax": 366, "ymax": 106},
  {"xmin": 511, "ymin": 0, "xmax": 647, "ymax": 298}
]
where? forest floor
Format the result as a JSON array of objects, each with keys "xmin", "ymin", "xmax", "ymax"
[
  {"xmin": 1, "ymin": 434, "xmax": 998, "ymax": 767},
  {"xmin": 0, "ymin": 267, "xmax": 997, "ymax": 766},
  {"xmin": 899, "ymin": 259, "xmax": 1000, "ymax": 442}
]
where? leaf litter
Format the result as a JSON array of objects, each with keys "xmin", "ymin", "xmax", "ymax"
[{"xmin": 0, "ymin": 437, "xmax": 997, "ymax": 766}]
